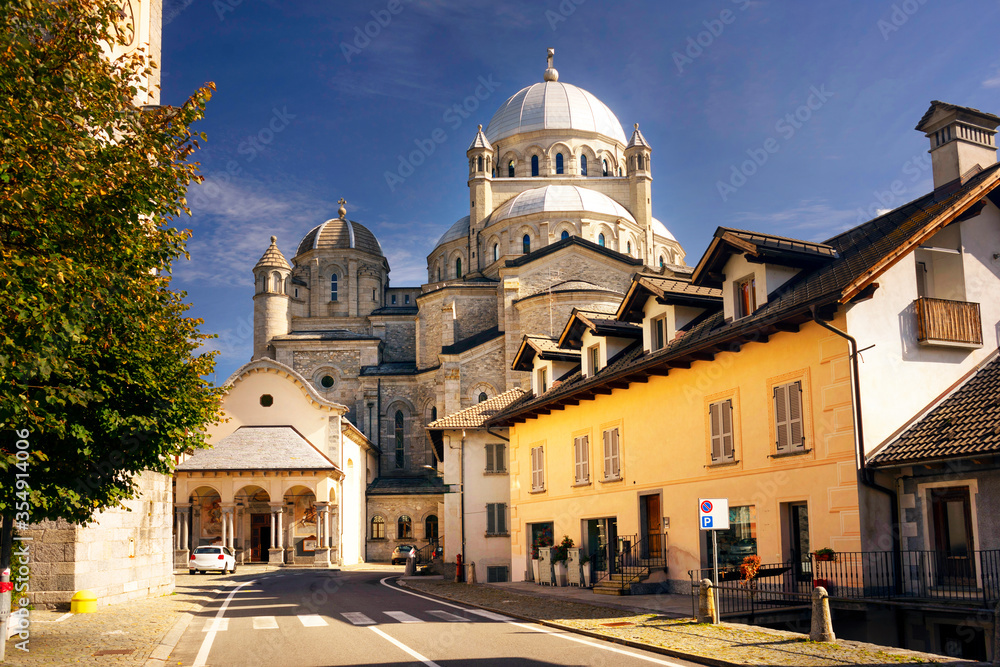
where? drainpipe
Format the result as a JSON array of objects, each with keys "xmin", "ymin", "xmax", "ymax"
[
  {"xmin": 460, "ymin": 431, "xmax": 466, "ymax": 565},
  {"xmin": 811, "ymin": 308, "xmax": 901, "ymax": 592}
]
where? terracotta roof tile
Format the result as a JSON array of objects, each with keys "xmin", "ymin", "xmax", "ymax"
[{"xmin": 427, "ymin": 388, "xmax": 528, "ymax": 430}]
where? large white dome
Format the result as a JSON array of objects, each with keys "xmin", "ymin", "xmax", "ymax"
[
  {"xmin": 487, "ymin": 185, "xmax": 636, "ymax": 227},
  {"xmin": 484, "ymin": 81, "xmax": 627, "ymax": 146}
]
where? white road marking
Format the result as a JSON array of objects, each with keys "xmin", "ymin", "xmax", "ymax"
[
  {"xmin": 369, "ymin": 626, "xmax": 441, "ymax": 667},
  {"xmin": 466, "ymin": 609, "xmax": 514, "ymax": 621},
  {"xmin": 379, "ymin": 576, "xmax": 688, "ymax": 666},
  {"xmin": 298, "ymin": 614, "xmax": 328, "ymax": 627},
  {"xmin": 384, "ymin": 610, "xmax": 423, "ymax": 623},
  {"xmin": 426, "ymin": 610, "xmax": 470, "ymax": 622},
  {"xmin": 193, "ymin": 579, "xmax": 256, "ymax": 667},
  {"xmin": 341, "ymin": 612, "xmax": 376, "ymax": 625},
  {"xmin": 201, "ymin": 618, "xmax": 229, "ymax": 632},
  {"xmin": 253, "ymin": 616, "xmax": 279, "ymax": 630}
]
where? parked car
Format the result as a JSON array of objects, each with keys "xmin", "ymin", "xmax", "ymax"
[
  {"xmin": 391, "ymin": 544, "xmax": 416, "ymax": 565},
  {"xmin": 190, "ymin": 545, "xmax": 237, "ymax": 574}
]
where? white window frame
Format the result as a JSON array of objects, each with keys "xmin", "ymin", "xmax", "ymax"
[
  {"xmin": 588, "ymin": 344, "xmax": 601, "ymax": 375},
  {"xmin": 574, "ymin": 435, "xmax": 590, "ymax": 484},
  {"xmin": 485, "ymin": 443, "xmax": 506, "ymax": 474},
  {"xmin": 602, "ymin": 428, "xmax": 621, "ymax": 480},
  {"xmin": 773, "ymin": 381, "xmax": 805, "ymax": 453},
  {"xmin": 734, "ymin": 274, "xmax": 756, "ymax": 319},
  {"xmin": 530, "ymin": 446, "xmax": 545, "ymax": 492},
  {"xmin": 651, "ymin": 314, "xmax": 667, "ymax": 351},
  {"xmin": 709, "ymin": 399, "xmax": 735, "ymax": 463}
]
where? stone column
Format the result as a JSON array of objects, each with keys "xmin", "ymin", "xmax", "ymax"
[
  {"xmin": 222, "ymin": 507, "xmax": 235, "ymax": 550},
  {"xmin": 314, "ymin": 502, "xmax": 331, "ymax": 567},
  {"xmin": 174, "ymin": 503, "xmax": 191, "ymax": 568},
  {"xmin": 269, "ymin": 505, "xmax": 284, "ymax": 565}
]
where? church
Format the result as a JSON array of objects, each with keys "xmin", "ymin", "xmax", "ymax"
[{"xmin": 192, "ymin": 48, "xmax": 689, "ymax": 565}]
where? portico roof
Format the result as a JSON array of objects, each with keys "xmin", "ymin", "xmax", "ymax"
[{"xmin": 178, "ymin": 425, "xmax": 340, "ymax": 473}]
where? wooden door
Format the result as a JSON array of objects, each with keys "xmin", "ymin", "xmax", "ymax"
[
  {"xmin": 250, "ymin": 513, "xmax": 270, "ymax": 562},
  {"xmin": 642, "ymin": 495, "xmax": 662, "ymax": 558}
]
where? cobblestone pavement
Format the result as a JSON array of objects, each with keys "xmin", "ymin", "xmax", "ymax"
[
  {"xmin": 403, "ymin": 579, "xmax": 978, "ymax": 666},
  {"xmin": 1, "ymin": 566, "xmax": 278, "ymax": 666}
]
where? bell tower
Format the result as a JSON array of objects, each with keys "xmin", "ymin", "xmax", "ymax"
[
  {"xmin": 467, "ymin": 124, "xmax": 494, "ymax": 272},
  {"xmin": 625, "ymin": 123, "xmax": 654, "ymax": 265},
  {"xmin": 252, "ymin": 236, "xmax": 292, "ymax": 360}
]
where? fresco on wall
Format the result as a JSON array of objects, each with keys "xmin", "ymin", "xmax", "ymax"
[
  {"xmin": 293, "ymin": 493, "xmax": 317, "ymax": 537},
  {"xmin": 200, "ymin": 496, "xmax": 222, "ymax": 538}
]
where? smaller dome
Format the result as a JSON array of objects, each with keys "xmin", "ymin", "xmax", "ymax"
[
  {"xmin": 651, "ymin": 217, "xmax": 676, "ymax": 242},
  {"xmin": 488, "ymin": 185, "xmax": 636, "ymax": 227},
  {"xmin": 296, "ymin": 218, "xmax": 383, "ymax": 258},
  {"xmin": 437, "ymin": 215, "xmax": 470, "ymax": 246}
]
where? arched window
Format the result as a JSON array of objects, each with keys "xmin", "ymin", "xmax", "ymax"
[
  {"xmin": 627, "ymin": 241, "xmax": 632, "ymax": 255},
  {"xmin": 638, "ymin": 155, "xmax": 645, "ymax": 170},
  {"xmin": 531, "ymin": 155, "xmax": 539, "ymax": 177},
  {"xmin": 555, "ymin": 153, "xmax": 564, "ymax": 174},
  {"xmin": 455, "ymin": 257, "xmax": 462, "ymax": 278},
  {"xmin": 598, "ymin": 233, "xmax": 606, "ymax": 247},
  {"xmin": 618, "ymin": 166, "xmax": 623, "ymax": 177},
  {"xmin": 394, "ymin": 411, "xmax": 404, "ymax": 468},
  {"xmin": 437, "ymin": 267, "xmax": 441, "ymax": 282},
  {"xmin": 271, "ymin": 271, "xmax": 282, "ymax": 294},
  {"xmin": 430, "ymin": 406, "xmax": 437, "ymax": 422},
  {"xmin": 580, "ymin": 154, "xmax": 588, "ymax": 176},
  {"xmin": 478, "ymin": 391, "xmax": 488, "ymax": 403},
  {"xmin": 561, "ymin": 230, "xmax": 569, "ymax": 240},
  {"xmin": 330, "ymin": 274, "xmax": 338, "ymax": 301},
  {"xmin": 258, "ymin": 273, "xmax": 267, "ymax": 292},
  {"xmin": 397, "ymin": 515, "xmax": 412, "ymax": 539},
  {"xmin": 522, "ymin": 234, "xmax": 531, "ymax": 254},
  {"xmin": 477, "ymin": 155, "xmax": 483, "ymax": 172},
  {"xmin": 603, "ymin": 159, "xmax": 609, "ymax": 177},
  {"xmin": 508, "ymin": 160, "xmax": 514, "ymax": 178},
  {"xmin": 493, "ymin": 243, "xmax": 499, "ymax": 262},
  {"xmin": 371, "ymin": 515, "xmax": 385, "ymax": 540},
  {"xmin": 659, "ymin": 255, "xmax": 666, "ymax": 268},
  {"xmin": 425, "ymin": 515, "xmax": 439, "ymax": 542}
]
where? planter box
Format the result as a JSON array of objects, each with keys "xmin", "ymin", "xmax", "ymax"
[{"xmin": 552, "ymin": 560, "xmax": 568, "ymax": 587}]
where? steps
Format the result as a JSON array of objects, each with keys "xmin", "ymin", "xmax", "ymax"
[{"xmin": 592, "ymin": 567, "xmax": 651, "ymax": 596}]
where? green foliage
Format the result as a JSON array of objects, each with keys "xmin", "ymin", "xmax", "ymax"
[
  {"xmin": 0, "ymin": 0, "xmax": 220, "ymax": 526},
  {"xmin": 552, "ymin": 535, "xmax": 574, "ymax": 563}
]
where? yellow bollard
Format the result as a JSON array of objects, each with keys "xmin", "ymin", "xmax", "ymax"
[{"xmin": 70, "ymin": 589, "xmax": 97, "ymax": 614}]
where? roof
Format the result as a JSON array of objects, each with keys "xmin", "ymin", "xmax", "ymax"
[
  {"xmin": 484, "ymin": 80, "xmax": 627, "ymax": 145},
  {"xmin": 513, "ymin": 279, "xmax": 623, "ymax": 305},
  {"xmin": 367, "ymin": 476, "xmax": 446, "ymax": 496},
  {"xmin": 491, "ymin": 162, "xmax": 1000, "ymax": 426},
  {"xmin": 441, "ymin": 326, "xmax": 504, "ymax": 356},
  {"xmin": 178, "ymin": 426, "xmax": 339, "ymax": 472},
  {"xmin": 295, "ymin": 218, "xmax": 384, "ymax": 258},
  {"xmin": 271, "ymin": 330, "xmax": 381, "ymax": 343},
  {"xmin": 253, "ymin": 236, "xmax": 291, "ymax": 271},
  {"xmin": 360, "ymin": 362, "xmax": 419, "ymax": 376},
  {"xmin": 915, "ymin": 100, "xmax": 1000, "ymax": 134},
  {"xmin": 512, "ymin": 335, "xmax": 581, "ymax": 371},
  {"xmin": 504, "ymin": 235, "xmax": 645, "ymax": 269},
  {"xmin": 692, "ymin": 228, "xmax": 839, "ymax": 288},
  {"xmin": 557, "ymin": 308, "xmax": 641, "ymax": 350},
  {"xmin": 869, "ymin": 350, "xmax": 1000, "ymax": 467},
  {"xmin": 370, "ymin": 306, "xmax": 419, "ymax": 316},
  {"xmin": 618, "ymin": 274, "xmax": 723, "ymax": 323},
  {"xmin": 468, "ymin": 125, "xmax": 493, "ymax": 151},
  {"xmin": 626, "ymin": 124, "xmax": 651, "ymax": 150},
  {"xmin": 427, "ymin": 388, "xmax": 528, "ymax": 430},
  {"xmin": 436, "ymin": 215, "xmax": 470, "ymax": 247},
  {"xmin": 488, "ymin": 185, "xmax": 636, "ymax": 227}
]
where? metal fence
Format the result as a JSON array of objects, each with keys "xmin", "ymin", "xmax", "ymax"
[{"xmin": 688, "ymin": 560, "xmax": 812, "ymax": 617}]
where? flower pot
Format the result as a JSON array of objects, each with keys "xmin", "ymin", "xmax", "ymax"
[
  {"xmin": 582, "ymin": 562, "xmax": 592, "ymax": 588},
  {"xmin": 553, "ymin": 560, "xmax": 568, "ymax": 587},
  {"xmin": 531, "ymin": 558, "xmax": 540, "ymax": 583}
]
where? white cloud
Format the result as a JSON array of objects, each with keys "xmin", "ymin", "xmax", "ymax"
[
  {"xmin": 727, "ymin": 198, "xmax": 858, "ymax": 241},
  {"xmin": 983, "ymin": 69, "xmax": 1000, "ymax": 88}
]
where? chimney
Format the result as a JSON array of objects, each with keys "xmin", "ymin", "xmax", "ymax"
[{"xmin": 916, "ymin": 101, "xmax": 999, "ymax": 189}]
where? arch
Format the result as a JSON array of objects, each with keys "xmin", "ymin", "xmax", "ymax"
[
  {"xmin": 493, "ymin": 242, "xmax": 499, "ymax": 262},
  {"xmin": 330, "ymin": 273, "xmax": 338, "ymax": 301},
  {"xmin": 531, "ymin": 155, "xmax": 539, "ymax": 177},
  {"xmin": 561, "ymin": 230, "xmax": 569, "ymax": 240},
  {"xmin": 455, "ymin": 256, "xmax": 462, "ymax": 278},
  {"xmin": 394, "ymin": 410, "xmax": 405, "ymax": 468},
  {"xmin": 257, "ymin": 273, "xmax": 268, "ymax": 293},
  {"xmin": 397, "ymin": 515, "xmax": 413, "ymax": 539},
  {"xmin": 270, "ymin": 271, "xmax": 282, "ymax": 294},
  {"xmin": 425, "ymin": 514, "xmax": 439, "ymax": 542},
  {"xmin": 507, "ymin": 159, "xmax": 515, "ymax": 178},
  {"xmin": 189, "ymin": 484, "xmax": 223, "ymax": 502},
  {"xmin": 371, "ymin": 515, "xmax": 386, "ymax": 540},
  {"xmin": 603, "ymin": 158, "xmax": 609, "ymax": 177},
  {"xmin": 522, "ymin": 234, "xmax": 531, "ymax": 254},
  {"xmin": 598, "ymin": 233, "xmax": 606, "ymax": 247},
  {"xmin": 580, "ymin": 154, "xmax": 588, "ymax": 176},
  {"xmin": 470, "ymin": 382, "xmax": 496, "ymax": 405},
  {"xmin": 478, "ymin": 391, "xmax": 488, "ymax": 403},
  {"xmin": 551, "ymin": 220, "xmax": 577, "ymax": 242},
  {"xmin": 555, "ymin": 153, "xmax": 564, "ymax": 174}
]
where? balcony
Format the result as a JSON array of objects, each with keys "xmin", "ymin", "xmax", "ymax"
[{"xmin": 915, "ymin": 297, "xmax": 983, "ymax": 348}]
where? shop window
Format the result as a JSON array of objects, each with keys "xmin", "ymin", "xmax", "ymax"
[{"xmin": 706, "ymin": 505, "xmax": 757, "ymax": 566}]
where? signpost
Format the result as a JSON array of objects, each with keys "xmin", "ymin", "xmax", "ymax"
[{"xmin": 699, "ymin": 499, "xmax": 729, "ymax": 618}]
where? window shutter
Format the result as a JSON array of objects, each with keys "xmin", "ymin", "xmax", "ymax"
[
  {"xmin": 582, "ymin": 436, "xmax": 589, "ymax": 481},
  {"xmin": 709, "ymin": 402, "xmax": 722, "ymax": 461},
  {"xmin": 486, "ymin": 504, "xmax": 496, "ymax": 535},
  {"xmin": 721, "ymin": 399, "xmax": 734, "ymax": 460},
  {"xmin": 497, "ymin": 443, "xmax": 505, "ymax": 472},
  {"xmin": 530, "ymin": 448, "xmax": 537, "ymax": 489},
  {"xmin": 774, "ymin": 384, "xmax": 790, "ymax": 451},
  {"xmin": 788, "ymin": 382, "xmax": 804, "ymax": 449},
  {"xmin": 612, "ymin": 429, "xmax": 620, "ymax": 477},
  {"xmin": 485, "ymin": 444, "xmax": 495, "ymax": 472},
  {"xmin": 603, "ymin": 430, "xmax": 611, "ymax": 477},
  {"xmin": 498, "ymin": 503, "xmax": 507, "ymax": 535}
]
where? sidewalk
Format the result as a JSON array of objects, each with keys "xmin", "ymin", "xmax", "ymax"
[{"xmin": 402, "ymin": 578, "xmax": 981, "ymax": 666}]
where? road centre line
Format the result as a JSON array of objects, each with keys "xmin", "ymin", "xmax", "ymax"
[
  {"xmin": 379, "ymin": 577, "xmax": 687, "ymax": 666},
  {"xmin": 369, "ymin": 626, "xmax": 441, "ymax": 667},
  {"xmin": 192, "ymin": 579, "xmax": 257, "ymax": 667}
]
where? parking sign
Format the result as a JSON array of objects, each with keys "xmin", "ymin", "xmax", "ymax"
[{"xmin": 698, "ymin": 498, "xmax": 729, "ymax": 531}]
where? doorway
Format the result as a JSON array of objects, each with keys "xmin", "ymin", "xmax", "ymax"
[
  {"xmin": 250, "ymin": 513, "xmax": 271, "ymax": 562},
  {"xmin": 585, "ymin": 517, "xmax": 618, "ymax": 575},
  {"xmin": 784, "ymin": 502, "xmax": 810, "ymax": 581},
  {"xmin": 640, "ymin": 494, "xmax": 663, "ymax": 559},
  {"xmin": 930, "ymin": 486, "xmax": 975, "ymax": 584}
]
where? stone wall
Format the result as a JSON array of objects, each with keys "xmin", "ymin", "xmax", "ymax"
[
  {"xmin": 382, "ymin": 320, "xmax": 416, "ymax": 362},
  {"xmin": 366, "ymin": 494, "xmax": 443, "ymax": 562},
  {"xmin": 457, "ymin": 342, "xmax": 506, "ymax": 407},
  {"xmin": 21, "ymin": 471, "xmax": 173, "ymax": 608},
  {"xmin": 453, "ymin": 293, "xmax": 498, "ymax": 343},
  {"xmin": 378, "ymin": 377, "xmax": 437, "ymax": 473}
]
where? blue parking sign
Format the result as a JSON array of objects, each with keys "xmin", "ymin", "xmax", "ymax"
[{"xmin": 701, "ymin": 516, "xmax": 713, "ymax": 528}]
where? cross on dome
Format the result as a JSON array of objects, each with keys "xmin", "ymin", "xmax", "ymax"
[{"xmin": 544, "ymin": 47, "xmax": 559, "ymax": 82}]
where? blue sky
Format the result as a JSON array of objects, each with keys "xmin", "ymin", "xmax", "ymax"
[{"xmin": 160, "ymin": 0, "xmax": 1000, "ymax": 383}]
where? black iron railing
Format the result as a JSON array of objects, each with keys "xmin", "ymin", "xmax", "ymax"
[
  {"xmin": 593, "ymin": 533, "xmax": 669, "ymax": 593},
  {"xmin": 688, "ymin": 559, "xmax": 810, "ymax": 618}
]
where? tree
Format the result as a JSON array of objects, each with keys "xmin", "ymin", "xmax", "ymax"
[{"xmin": 0, "ymin": 0, "xmax": 220, "ymax": 573}]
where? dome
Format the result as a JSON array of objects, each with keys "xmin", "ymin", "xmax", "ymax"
[
  {"xmin": 484, "ymin": 81, "xmax": 627, "ymax": 146},
  {"xmin": 488, "ymin": 185, "xmax": 636, "ymax": 227},
  {"xmin": 436, "ymin": 215, "xmax": 470, "ymax": 246},
  {"xmin": 295, "ymin": 218, "xmax": 383, "ymax": 258},
  {"xmin": 651, "ymin": 217, "xmax": 676, "ymax": 242}
]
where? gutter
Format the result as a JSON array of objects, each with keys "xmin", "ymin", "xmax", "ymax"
[{"xmin": 810, "ymin": 308, "xmax": 901, "ymax": 595}]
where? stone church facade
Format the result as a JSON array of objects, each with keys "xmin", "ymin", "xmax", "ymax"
[{"xmin": 251, "ymin": 49, "xmax": 689, "ymax": 562}]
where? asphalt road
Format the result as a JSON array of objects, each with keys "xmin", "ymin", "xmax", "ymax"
[{"xmin": 169, "ymin": 568, "xmax": 701, "ymax": 667}]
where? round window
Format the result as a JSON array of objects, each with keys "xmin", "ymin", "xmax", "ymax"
[
  {"xmin": 260, "ymin": 394, "xmax": 273, "ymax": 407},
  {"xmin": 320, "ymin": 375, "xmax": 335, "ymax": 389}
]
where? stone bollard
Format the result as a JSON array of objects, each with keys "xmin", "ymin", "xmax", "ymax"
[
  {"xmin": 466, "ymin": 562, "xmax": 477, "ymax": 585},
  {"xmin": 810, "ymin": 586, "xmax": 836, "ymax": 643},
  {"xmin": 698, "ymin": 578, "xmax": 719, "ymax": 624}
]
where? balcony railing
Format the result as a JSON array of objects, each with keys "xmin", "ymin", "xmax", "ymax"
[{"xmin": 915, "ymin": 297, "xmax": 983, "ymax": 347}]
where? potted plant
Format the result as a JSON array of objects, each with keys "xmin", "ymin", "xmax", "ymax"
[
  {"xmin": 739, "ymin": 555, "xmax": 762, "ymax": 623},
  {"xmin": 814, "ymin": 548, "xmax": 836, "ymax": 562},
  {"xmin": 551, "ymin": 535, "xmax": 573, "ymax": 586},
  {"xmin": 579, "ymin": 552, "xmax": 592, "ymax": 588}
]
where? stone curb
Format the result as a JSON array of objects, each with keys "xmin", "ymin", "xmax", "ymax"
[{"xmin": 396, "ymin": 579, "xmax": 740, "ymax": 667}]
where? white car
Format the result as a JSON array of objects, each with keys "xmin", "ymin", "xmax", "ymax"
[{"xmin": 189, "ymin": 546, "xmax": 237, "ymax": 574}]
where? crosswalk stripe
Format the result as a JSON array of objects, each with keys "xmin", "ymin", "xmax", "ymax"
[
  {"xmin": 253, "ymin": 616, "xmax": 278, "ymax": 630},
  {"xmin": 467, "ymin": 609, "xmax": 513, "ymax": 621},
  {"xmin": 341, "ymin": 612, "xmax": 376, "ymax": 626},
  {"xmin": 298, "ymin": 614, "xmax": 328, "ymax": 627},
  {"xmin": 384, "ymin": 611, "xmax": 423, "ymax": 623},
  {"xmin": 426, "ymin": 610, "xmax": 470, "ymax": 622},
  {"xmin": 201, "ymin": 618, "xmax": 229, "ymax": 632}
]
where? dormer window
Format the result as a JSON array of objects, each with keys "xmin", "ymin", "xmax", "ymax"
[
  {"xmin": 651, "ymin": 314, "xmax": 667, "ymax": 352},
  {"xmin": 588, "ymin": 344, "xmax": 601, "ymax": 375},
  {"xmin": 734, "ymin": 275, "xmax": 756, "ymax": 319},
  {"xmin": 537, "ymin": 367, "xmax": 548, "ymax": 394}
]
